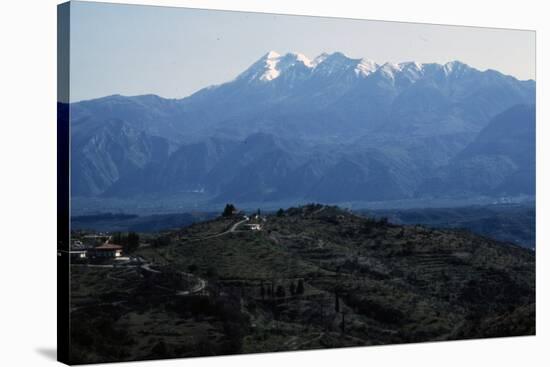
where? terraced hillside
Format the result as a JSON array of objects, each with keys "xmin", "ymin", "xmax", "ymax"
[{"xmin": 70, "ymin": 204, "xmax": 535, "ymax": 363}]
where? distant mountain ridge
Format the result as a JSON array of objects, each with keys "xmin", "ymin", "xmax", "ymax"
[{"xmin": 69, "ymin": 51, "xmax": 535, "ymax": 210}]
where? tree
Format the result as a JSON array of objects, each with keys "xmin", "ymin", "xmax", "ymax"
[
  {"xmin": 276, "ymin": 285, "xmax": 286, "ymax": 298},
  {"xmin": 290, "ymin": 281, "xmax": 296, "ymax": 295},
  {"xmin": 112, "ymin": 232, "xmax": 123, "ymax": 246},
  {"xmin": 126, "ymin": 232, "xmax": 140, "ymax": 252},
  {"xmin": 222, "ymin": 204, "xmax": 236, "ymax": 217},
  {"xmin": 276, "ymin": 208, "xmax": 285, "ymax": 217},
  {"xmin": 296, "ymin": 279, "xmax": 305, "ymax": 295},
  {"xmin": 206, "ymin": 266, "xmax": 218, "ymax": 279},
  {"xmin": 151, "ymin": 341, "xmax": 167, "ymax": 357},
  {"xmin": 340, "ymin": 312, "xmax": 346, "ymax": 333},
  {"xmin": 152, "ymin": 235, "xmax": 170, "ymax": 248},
  {"xmin": 260, "ymin": 283, "xmax": 266, "ymax": 300},
  {"xmin": 335, "ymin": 291, "xmax": 340, "ymax": 312}
]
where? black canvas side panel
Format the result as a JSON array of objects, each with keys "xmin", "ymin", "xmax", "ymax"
[{"xmin": 57, "ymin": 2, "xmax": 71, "ymax": 365}]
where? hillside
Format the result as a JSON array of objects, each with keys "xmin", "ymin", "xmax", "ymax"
[
  {"xmin": 361, "ymin": 203, "xmax": 536, "ymax": 249},
  {"xmin": 70, "ymin": 205, "xmax": 535, "ymax": 363}
]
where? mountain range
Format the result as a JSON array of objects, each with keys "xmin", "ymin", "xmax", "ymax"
[{"xmin": 68, "ymin": 51, "xmax": 535, "ymax": 211}]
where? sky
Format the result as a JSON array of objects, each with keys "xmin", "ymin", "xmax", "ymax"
[{"xmin": 69, "ymin": 1, "xmax": 536, "ymax": 102}]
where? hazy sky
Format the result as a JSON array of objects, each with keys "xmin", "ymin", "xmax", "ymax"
[{"xmin": 69, "ymin": 1, "xmax": 536, "ymax": 102}]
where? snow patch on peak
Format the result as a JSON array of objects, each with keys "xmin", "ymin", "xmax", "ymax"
[
  {"xmin": 261, "ymin": 55, "xmax": 281, "ymax": 81},
  {"xmin": 355, "ymin": 59, "xmax": 378, "ymax": 77},
  {"xmin": 264, "ymin": 50, "xmax": 281, "ymax": 59},
  {"xmin": 400, "ymin": 61, "xmax": 423, "ymax": 70},
  {"xmin": 315, "ymin": 52, "xmax": 354, "ymax": 65},
  {"xmin": 312, "ymin": 52, "xmax": 378, "ymax": 78},
  {"xmin": 443, "ymin": 62, "xmax": 455, "ymax": 75},
  {"xmin": 399, "ymin": 61, "xmax": 425, "ymax": 80},
  {"xmin": 443, "ymin": 60, "xmax": 469, "ymax": 76},
  {"xmin": 242, "ymin": 51, "xmax": 314, "ymax": 82},
  {"xmin": 312, "ymin": 53, "xmax": 330, "ymax": 67},
  {"xmin": 285, "ymin": 52, "xmax": 313, "ymax": 67},
  {"xmin": 378, "ymin": 62, "xmax": 402, "ymax": 79},
  {"xmin": 312, "ymin": 52, "xmax": 358, "ymax": 76},
  {"xmin": 381, "ymin": 62, "xmax": 402, "ymax": 71}
]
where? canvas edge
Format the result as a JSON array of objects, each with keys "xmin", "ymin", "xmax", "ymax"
[{"xmin": 57, "ymin": 1, "xmax": 71, "ymax": 365}]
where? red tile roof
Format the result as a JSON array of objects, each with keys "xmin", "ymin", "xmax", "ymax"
[{"xmin": 94, "ymin": 243, "xmax": 123, "ymax": 250}]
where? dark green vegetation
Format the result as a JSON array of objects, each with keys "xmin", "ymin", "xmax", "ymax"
[
  {"xmin": 362, "ymin": 203, "xmax": 535, "ymax": 249},
  {"xmin": 222, "ymin": 204, "xmax": 237, "ymax": 217},
  {"xmin": 112, "ymin": 232, "xmax": 140, "ymax": 253},
  {"xmin": 70, "ymin": 205, "xmax": 535, "ymax": 363}
]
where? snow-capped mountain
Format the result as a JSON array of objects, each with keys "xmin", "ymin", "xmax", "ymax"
[
  {"xmin": 237, "ymin": 51, "xmax": 313, "ymax": 83},
  {"xmin": 230, "ymin": 51, "xmax": 502, "ymax": 89},
  {"xmin": 236, "ymin": 51, "xmax": 379, "ymax": 84},
  {"xmin": 69, "ymin": 51, "xmax": 535, "ymax": 207}
]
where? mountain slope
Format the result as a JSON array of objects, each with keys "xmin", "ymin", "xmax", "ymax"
[
  {"xmin": 71, "ymin": 118, "xmax": 171, "ymax": 196},
  {"xmin": 421, "ymin": 104, "xmax": 535, "ymax": 197},
  {"xmin": 69, "ymin": 52, "xmax": 535, "ymax": 207}
]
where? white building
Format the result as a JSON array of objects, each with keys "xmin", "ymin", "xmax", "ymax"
[{"xmin": 245, "ymin": 223, "xmax": 262, "ymax": 231}]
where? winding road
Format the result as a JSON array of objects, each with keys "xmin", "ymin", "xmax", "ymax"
[
  {"xmin": 73, "ymin": 258, "xmax": 207, "ymax": 298},
  {"xmin": 176, "ymin": 276, "xmax": 207, "ymax": 296},
  {"xmin": 72, "ymin": 217, "xmax": 250, "ymax": 311},
  {"xmin": 172, "ymin": 217, "xmax": 249, "ymax": 294},
  {"xmin": 140, "ymin": 263, "xmax": 208, "ymax": 296},
  {"xmin": 192, "ymin": 217, "xmax": 249, "ymax": 241}
]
